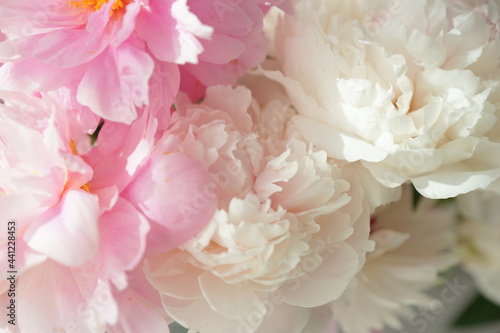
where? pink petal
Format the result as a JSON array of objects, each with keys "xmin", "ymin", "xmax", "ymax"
[
  {"xmin": 148, "ymin": 60, "xmax": 180, "ymax": 129},
  {"xmin": 85, "ymin": 0, "xmax": 113, "ymax": 46},
  {"xmin": 94, "ymin": 198, "xmax": 149, "ymax": 282},
  {"xmin": 85, "ymin": 110, "xmax": 154, "ymax": 192},
  {"xmin": 179, "ymin": 66, "xmax": 206, "ymax": 101},
  {"xmin": 108, "ymin": 287, "xmax": 170, "ymax": 333},
  {"xmin": 24, "ymin": 190, "xmax": 100, "ymax": 267},
  {"xmin": 123, "ymin": 146, "xmax": 217, "ymax": 252},
  {"xmin": 96, "ymin": 121, "xmax": 131, "ymax": 155},
  {"xmin": 33, "ymin": 29, "xmax": 107, "ymax": 68},
  {"xmin": 77, "ymin": 42, "xmax": 154, "ymax": 124},
  {"xmin": 128, "ymin": 262, "xmax": 165, "ymax": 309},
  {"xmin": 17, "ymin": 261, "xmax": 105, "ymax": 333},
  {"xmin": 92, "ymin": 185, "xmax": 119, "ymax": 213},
  {"xmin": 111, "ymin": 1, "xmax": 142, "ymax": 46},
  {"xmin": 188, "ymin": 0, "xmax": 258, "ymax": 64},
  {"xmin": 135, "ymin": 0, "xmax": 212, "ymax": 63},
  {"xmin": 0, "ymin": 60, "xmax": 85, "ymax": 91}
]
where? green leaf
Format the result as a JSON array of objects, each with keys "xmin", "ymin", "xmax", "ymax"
[
  {"xmin": 412, "ymin": 186, "xmax": 422, "ymax": 210},
  {"xmin": 453, "ymin": 293, "xmax": 500, "ymax": 327},
  {"xmin": 169, "ymin": 322, "xmax": 188, "ymax": 333}
]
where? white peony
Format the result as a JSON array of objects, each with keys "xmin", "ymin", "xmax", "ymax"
[
  {"xmin": 144, "ymin": 86, "xmax": 374, "ymax": 333},
  {"xmin": 262, "ymin": 0, "xmax": 500, "ymax": 199},
  {"xmin": 332, "ymin": 186, "xmax": 458, "ymax": 333},
  {"xmin": 458, "ymin": 190, "xmax": 500, "ymax": 305},
  {"xmin": 244, "ymin": 66, "xmax": 403, "ymax": 210}
]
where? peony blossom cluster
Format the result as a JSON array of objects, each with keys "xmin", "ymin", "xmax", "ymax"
[{"xmin": 0, "ymin": 0, "xmax": 499, "ymax": 332}]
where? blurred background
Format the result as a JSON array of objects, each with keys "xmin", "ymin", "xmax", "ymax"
[
  {"xmin": 385, "ymin": 268, "xmax": 500, "ymax": 333},
  {"xmin": 168, "ymin": 268, "xmax": 500, "ymax": 333}
]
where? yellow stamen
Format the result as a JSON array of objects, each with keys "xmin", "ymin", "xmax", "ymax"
[
  {"xmin": 69, "ymin": 0, "xmax": 125, "ymax": 17},
  {"xmin": 80, "ymin": 183, "xmax": 91, "ymax": 193},
  {"xmin": 69, "ymin": 139, "xmax": 78, "ymax": 155}
]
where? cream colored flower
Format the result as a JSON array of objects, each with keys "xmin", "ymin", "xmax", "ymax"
[
  {"xmin": 263, "ymin": 0, "xmax": 500, "ymax": 199},
  {"xmin": 144, "ymin": 86, "xmax": 374, "ymax": 333},
  {"xmin": 332, "ymin": 187, "xmax": 458, "ymax": 333},
  {"xmin": 458, "ymin": 190, "xmax": 500, "ymax": 305}
]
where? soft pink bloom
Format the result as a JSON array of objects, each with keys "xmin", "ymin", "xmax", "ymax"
[
  {"xmin": 0, "ymin": 0, "xmax": 212, "ymax": 123},
  {"xmin": 0, "ymin": 91, "xmax": 98, "ymax": 270},
  {"xmin": 0, "ymin": 89, "xmax": 217, "ymax": 331},
  {"xmin": 123, "ymin": 135, "xmax": 218, "ymax": 256},
  {"xmin": 0, "ymin": 0, "xmax": 290, "ymax": 123},
  {"xmin": 179, "ymin": 0, "xmax": 267, "ymax": 100}
]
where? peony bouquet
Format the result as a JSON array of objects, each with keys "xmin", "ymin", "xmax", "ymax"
[{"xmin": 1, "ymin": 0, "xmax": 500, "ymax": 332}]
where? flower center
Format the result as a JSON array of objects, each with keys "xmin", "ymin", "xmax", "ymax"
[
  {"xmin": 69, "ymin": 0, "xmax": 126, "ymax": 17},
  {"xmin": 68, "ymin": 139, "xmax": 91, "ymax": 193}
]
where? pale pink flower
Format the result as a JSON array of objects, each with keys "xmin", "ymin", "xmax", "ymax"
[
  {"xmin": 0, "ymin": 91, "xmax": 98, "ymax": 270},
  {"xmin": 144, "ymin": 86, "xmax": 374, "ymax": 333},
  {"xmin": 178, "ymin": 0, "xmax": 293, "ymax": 101},
  {"xmin": 0, "ymin": 0, "xmax": 212, "ymax": 123},
  {"xmin": 0, "ymin": 89, "xmax": 217, "ymax": 332},
  {"xmin": 0, "ymin": 0, "xmax": 289, "ymax": 123},
  {"xmin": 0, "ymin": 92, "xmax": 109, "ymax": 331}
]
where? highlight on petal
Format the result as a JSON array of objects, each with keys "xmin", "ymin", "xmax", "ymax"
[
  {"xmin": 76, "ymin": 42, "xmax": 154, "ymax": 124},
  {"xmin": 123, "ymin": 147, "xmax": 217, "ymax": 252},
  {"xmin": 23, "ymin": 190, "xmax": 100, "ymax": 267},
  {"xmin": 135, "ymin": 0, "xmax": 213, "ymax": 64}
]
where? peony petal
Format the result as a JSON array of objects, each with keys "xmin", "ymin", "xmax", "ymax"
[
  {"xmin": 256, "ymin": 303, "xmax": 311, "ymax": 333},
  {"xmin": 412, "ymin": 140, "xmax": 500, "ymax": 198},
  {"xmin": 109, "ymin": 288, "xmax": 170, "ymax": 333},
  {"xmin": 24, "ymin": 190, "xmax": 99, "ymax": 267},
  {"xmin": 145, "ymin": 250, "xmax": 204, "ymax": 300},
  {"xmin": 292, "ymin": 115, "xmax": 388, "ymax": 163},
  {"xmin": 17, "ymin": 261, "xmax": 106, "ymax": 333},
  {"xmin": 33, "ymin": 29, "xmax": 106, "ymax": 68},
  {"xmin": 198, "ymin": 271, "xmax": 264, "ymax": 319},
  {"xmin": 95, "ymin": 198, "xmax": 149, "ymax": 283},
  {"xmin": 123, "ymin": 149, "xmax": 217, "ymax": 252},
  {"xmin": 0, "ymin": 60, "xmax": 85, "ymax": 91},
  {"xmin": 112, "ymin": 1, "xmax": 142, "ymax": 46},
  {"xmin": 135, "ymin": 0, "xmax": 212, "ymax": 64},
  {"xmin": 280, "ymin": 243, "xmax": 359, "ymax": 307},
  {"xmin": 77, "ymin": 42, "xmax": 154, "ymax": 124},
  {"xmin": 161, "ymin": 295, "xmax": 241, "ymax": 333}
]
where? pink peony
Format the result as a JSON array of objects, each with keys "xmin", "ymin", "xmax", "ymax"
[
  {"xmin": 179, "ymin": 0, "xmax": 269, "ymax": 100},
  {"xmin": 0, "ymin": 0, "xmax": 212, "ymax": 123},
  {"xmin": 0, "ymin": 89, "xmax": 217, "ymax": 331},
  {"xmin": 0, "ymin": 0, "xmax": 290, "ymax": 123}
]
